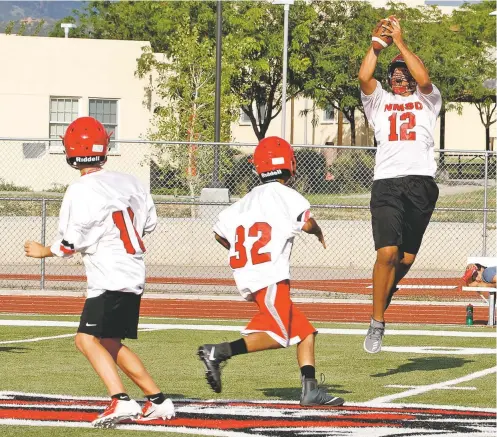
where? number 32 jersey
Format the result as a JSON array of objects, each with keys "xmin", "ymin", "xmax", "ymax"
[
  {"xmin": 214, "ymin": 182, "xmax": 311, "ymax": 299},
  {"xmin": 50, "ymin": 170, "xmax": 157, "ymax": 298},
  {"xmin": 361, "ymin": 80, "xmax": 442, "ymax": 180}
]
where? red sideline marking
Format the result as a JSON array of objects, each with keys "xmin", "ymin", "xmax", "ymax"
[
  {"xmin": 0, "ymin": 274, "xmax": 480, "ymax": 300},
  {"xmin": 0, "ymin": 395, "xmax": 495, "ymax": 435},
  {"xmin": 0, "ymin": 296, "xmax": 489, "ymax": 325}
]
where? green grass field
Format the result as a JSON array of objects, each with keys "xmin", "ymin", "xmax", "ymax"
[{"xmin": 0, "ymin": 315, "xmax": 495, "ymax": 436}]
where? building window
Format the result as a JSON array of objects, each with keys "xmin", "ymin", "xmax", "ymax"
[
  {"xmin": 49, "ymin": 97, "xmax": 79, "ymax": 151},
  {"xmin": 239, "ymin": 103, "xmax": 266, "ymax": 125},
  {"xmin": 240, "ymin": 108, "xmax": 251, "ymax": 125},
  {"xmin": 322, "ymin": 105, "xmax": 335, "ymax": 123},
  {"xmin": 89, "ymin": 99, "xmax": 118, "ymax": 150}
]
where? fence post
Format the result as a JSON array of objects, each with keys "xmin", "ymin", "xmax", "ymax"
[
  {"xmin": 482, "ymin": 151, "xmax": 489, "ymax": 256},
  {"xmin": 40, "ymin": 198, "xmax": 46, "ymax": 290}
]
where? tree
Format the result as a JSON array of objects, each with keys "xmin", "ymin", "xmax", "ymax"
[
  {"xmin": 450, "ymin": 0, "xmax": 496, "ymax": 151},
  {"xmin": 303, "ymin": 0, "xmax": 385, "ymax": 146},
  {"xmin": 50, "ymin": 1, "xmax": 316, "ymax": 141},
  {"xmin": 49, "ymin": 1, "xmax": 218, "ymax": 53},
  {"xmin": 224, "ymin": 0, "xmax": 316, "ymax": 139},
  {"xmin": 4, "ymin": 18, "xmax": 45, "ymax": 36},
  {"xmin": 136, "ymin": 15, "xmax": 238, "ymax": 199}
]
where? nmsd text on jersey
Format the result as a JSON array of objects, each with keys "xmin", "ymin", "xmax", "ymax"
[{"xmin": 384, "ymin": 102, "xmax": 424, "ymax": 112}]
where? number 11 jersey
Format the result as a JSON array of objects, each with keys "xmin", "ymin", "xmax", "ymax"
[
  {"xmin": 50, "ymin": 170, "xmax": 157, "ymax": 298},
  {"xmin": 214, "ymin": 182, "xmax": 311, "ymax": 300},
  {"xmin": 361, "ymin": 80, "xmax": 442, "ymax": 180}
]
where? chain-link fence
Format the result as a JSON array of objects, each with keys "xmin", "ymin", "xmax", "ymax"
[{"xmin": 0, "ymin": 138, "xmax": 495, "ymax": 294}]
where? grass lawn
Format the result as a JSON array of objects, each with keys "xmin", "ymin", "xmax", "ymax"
[{"xmin": 0, "ymin": 322, "xmax": 494, "ymax": 407}]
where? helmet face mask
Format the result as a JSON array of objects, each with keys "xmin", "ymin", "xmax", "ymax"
[
  {"xmin": 388, "ymin": 55, "xmax": 418, "ymax": 96},
  {"xmin": 391, "ymin": 67, "xmax": 416, "ymax": 95},
  {"xmin": 62, "ymin": 117, "xmax": 110, "ymax": 169}
]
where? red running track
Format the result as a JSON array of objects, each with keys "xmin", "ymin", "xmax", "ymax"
[{"xmin": 0, "ymin": 296, "xmax": 490, "ymax": 325}]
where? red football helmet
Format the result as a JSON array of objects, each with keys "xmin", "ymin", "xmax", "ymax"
[
  {"xmin": 388, "ymin": 54, "xmax": 417, "ymax": 95},
  {"xmin": 63, "ymin": 117, "xmax": 110, "ymax": 168},
  {"xmin": 253, "ymin": 136, "xmax": 296, "ymax": 180}
]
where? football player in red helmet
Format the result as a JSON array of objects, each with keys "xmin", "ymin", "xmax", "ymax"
[
  {"xmin": 359, "ymin": 17, "xmax": 441, "ymax": 353},
  {"xmin": 24, "ymin": 116, "xmax": 175, "ymax": 426},
  {"xmin": 198, "ymin": 136, "xmax": 345, "ymax": 407},
  {"xmin": 252, "ymin": 136, "xmax": 297, "ymax": 182},
  {"xmin": 63, "ymin": 116, "xmax": 110, "ymax": 171}
]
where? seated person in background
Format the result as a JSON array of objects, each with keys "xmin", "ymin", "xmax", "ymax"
[{"xmin": 463, "ymin": 264, "xmax": 497, "ymax": 288}]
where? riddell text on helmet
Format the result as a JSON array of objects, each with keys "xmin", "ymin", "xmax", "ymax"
[
  {"xmin": 260, "ymin": 169, "xmax": 283, "ymax": 178},
  {"xmin": 75, "ymin": 156, "xmax": 100, "ymax": 163}
]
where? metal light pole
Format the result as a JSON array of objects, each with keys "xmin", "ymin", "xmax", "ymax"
[
  {"xmin": 273, "ymin": 0, "xmax": 294, "ymax": 140},
  {"xmin": 212, "ymin": 0, "xmax": 222, "ymax": 187}
]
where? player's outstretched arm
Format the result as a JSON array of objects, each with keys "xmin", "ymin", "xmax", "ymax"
[
  {"xmin": 214, "ymin": 232, "xmax": 231, "ymax": 250},
  {"xmin": 359, "ymin": 46, "xmax": 381, "ymax": 96},
  {"xmin": 24, "ymin": 241, "xmax": 54, "ymax": 258},
  {"xmin": 302, "ymin": 218, "xmax": 326, "ymax": 249},
  {"xmin": 382, "ymin": 16, "xmax": 432, "ymax": 94}
]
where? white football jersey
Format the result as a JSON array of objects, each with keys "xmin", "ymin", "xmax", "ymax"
[
  {"xmin": 361, "ymin": 80, "xmax": 442, "ymax": 180},
  {"xmin": 50, "ymin": 170, "xmax": 157, "ymax": 298},
  {"xmin": 213, "ymin": 182, "xmax": 311, "ymax": 299}
]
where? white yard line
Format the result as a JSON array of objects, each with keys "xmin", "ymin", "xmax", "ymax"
[
  {"xmin": 0, "ymin": 319, "xmax": 495, "ymax": 337},
  {"xmin": 367, "ymin": 366, "xmax": 497, "ymax": 404},
  {"xmin": 385, "ymin": 385, "xmax": 477, "ymax": 391},
  {"xmin": 0, "ymin": 333, "xmax": 75, "ymax": 344},
  {"xmin": 381, "ymin": 346, "xmax": 496, "ymax": 355},
  {"xmin": 0, "ymin": 327, "xmax": 161, "ymax": 344},
  {"xmin": 0, "ymin": 420, "xmax": 260, "ymax": 437},
  {"xmin": 366, "ymin": 285, "xmax": 456, "ymax": 289}
]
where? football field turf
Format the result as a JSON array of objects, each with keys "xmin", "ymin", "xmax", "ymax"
[{"xmin": 0, "ymin": 314, "xmax": 495, "ymax": 436}]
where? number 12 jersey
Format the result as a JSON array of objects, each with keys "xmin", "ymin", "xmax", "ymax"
[
  {"xmin": 361, "ymin": 80, "xmax": 442, "ymax": 180},
  {"xmin": 214, "ymin": 182, "xmax": 311, "ymax": 300}
]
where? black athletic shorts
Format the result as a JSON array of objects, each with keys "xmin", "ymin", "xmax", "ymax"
[
  {"xmin": 370, "ymin": 175, "xmax": 439, "ymax": 254},
  {"xmin": 78, "ymin": 290, "xmax": 142, "ymax": 339}
]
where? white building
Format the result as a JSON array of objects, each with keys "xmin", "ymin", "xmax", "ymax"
[{"xmin": 0, "ymin": 34, "xmax": 152, "ymax": 190}]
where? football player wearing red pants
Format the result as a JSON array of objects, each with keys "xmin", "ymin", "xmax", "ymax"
[
  {"xmin": 197, "ymin": 136, "xmax": 344, "ymax": 407},
  {"xmin": 24, "ymin": 117, "xmax": 174, "ymax": 427},
  {"xmin": 359, "ymin": 16, "xmax": 441, "ymax": 353}
]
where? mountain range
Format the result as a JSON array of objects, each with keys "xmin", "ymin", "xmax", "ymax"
[{"xmin": 0, "ymin": 1, "xmax": 85, "ymax": 35}]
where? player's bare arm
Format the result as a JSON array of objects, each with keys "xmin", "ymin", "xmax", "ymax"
[
  {"xmin": 214, "ymin": 232, "xmax": 231, "ymax": 250},
  {"xmin": 382, "ymin": 17, "xmax": 433, "ymax": 94},
  {"xmin": 24, "ymin": 241, "xmax": 54, "ymax": 258},
  {"xmin": 358, "ymin": 45, "xmax": 381, "ymax": 96},
  {"xmin": 302, "ymin": 218, "xmax": 326, "ymax": 249}
]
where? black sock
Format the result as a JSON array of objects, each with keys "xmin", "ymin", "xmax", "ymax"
[
  {"xmin": 300, "ymin": 365, "xmax": 315, "ymax": 380},
  {"xmin": 229, "ymin": 338, "xmax": 248, "ymax": 356},
  {"xmin": 111, "ymin": 393, "xmax": 130, "ymax": 401},
  {"xmin": 146, "ymin": 392, "xmax": 166, "ymax": 405}
]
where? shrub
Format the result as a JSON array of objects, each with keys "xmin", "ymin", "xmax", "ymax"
[
  {"xmin": 294, "ymin": 149, "xmax": 328, "ymax": 194},
  {"xmin": 224, "ymin": 154, "xmax": 259, "ymax": 196},
  {"xmin": 329, "ymin": 149, "xmax": 375, "ymax": 194},
  {"xmin": 0, "ymin": 178, "xmax": 31, "ymax": 192}
]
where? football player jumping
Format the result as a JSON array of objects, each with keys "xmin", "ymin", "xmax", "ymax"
[
  {"xmin": 198, "ymin": 136, "xmax": 345, "ymax": 407},
  {"xmin": 24, "ymin": 117, "xmax": 175, "ymax": 427},
  {"xmin": 359, "ymin": 16, "xmax": 442, "ymax": 353}
]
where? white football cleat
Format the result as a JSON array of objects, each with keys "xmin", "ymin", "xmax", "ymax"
[
  {"xmin": 138, "ymin": 398, "xmax": 175, "ymax": 421},
  {"xmin": 92, "ymin": 398, "xmax": 142, "ymax": 428}
]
